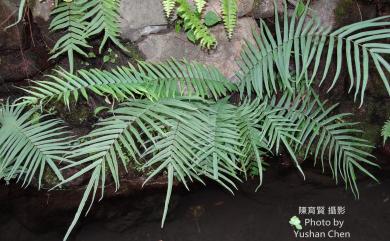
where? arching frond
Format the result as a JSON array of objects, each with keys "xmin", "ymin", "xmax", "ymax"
[
  {"xmin": 19, "ymin": 60, "xmax": 236, "ymax": 107},
  {"xmin": 238, "ymin": 0, "xmax": 390, "ymax": 105},
  {"xmin": 50, "ymin": 1, "xmax": 91, "ymax": 73},
  {"xmin": 237, "ymin": 99, "xmax": 269, "ymax": 188},
  {"xmin": 0, "ymin": 102, "xmax": 72, "ymax": 189},
  {"xmin": 56, "ymin": 98, "xmax": 207, "ymax": 240},
  {"xmin": 195, "ymin": 100, "xmax": 242, "ymax": 190},
  {"xmin": 82, "ymin": 0, "xmax": 125, "ymax": 52},
  {"xmin": 267, "ymin": 91, "xmax": 379, "ymax": 197}
]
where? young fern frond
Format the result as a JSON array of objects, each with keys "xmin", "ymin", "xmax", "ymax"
[
  {"xmin": 194, "ymin": 0, "xmax": 207, "ymax": 13},
  {"xmin": 162, "ymin": 0, "xmax": 177, "ymax": 17},
  {"xmin": 19, "ymin": 60, "xmax": 236, "ymax": 107},
  {"xmin": 220, "ymin": 0, "xmax": 237, "ymax": 39},
  {"xmin": 176, "ymin": 0, "xmax": 217, "ymax": 48},
  {"xmin": 50, "ymin": 1, "xmax": 91, "ymax": 73},
  {"xmin": 238, "ymin": 0, "xmax": 390, "ymax": 105},
  {"xmin": 267, "ymin": 91, "xmax": 378, "ymax": 197},
  {"xmin": 82, "ymin": 0, "xmax": 125, "ymax": 52},
  {"xmin": 382, "ymin": 119, "xmax": 390, "ymax": 144},
  {"xmin": 0, "ymin": 102, "xmax": 72, "ymax": 189}
]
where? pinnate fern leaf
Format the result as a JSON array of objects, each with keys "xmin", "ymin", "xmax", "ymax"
[
  {"xmin": 19, "ymin": 60, "xmax": 236, "ymax": 106},
  {"xmin": 49, "ymin": 0, "xmax": 91, "ymax": 73},
  {"xmin": 82, "ymin": 0, "xmax": 125, "ymax": 53},
  {"xmin": 162, "ymin": 0, "xmax": 177, "ymax": 17},
  {"xmin": 238, "ymin": 0, "xmax": 390, "ymax": 105},
  {"xmin": 220, "ymin": 0, "xmax": 237, "ymax": 39},
  {"xmin": 267, "ymin": 91, "xmax": 379, "ymax": 197},
  {"xmin": 0, "ymin": 102, "xmax": 72, "ymax": 189}
]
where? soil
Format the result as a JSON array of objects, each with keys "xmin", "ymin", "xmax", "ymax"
[{"xmin": 1, "ymin": 161, "xmax": 389, "ymax": 241}]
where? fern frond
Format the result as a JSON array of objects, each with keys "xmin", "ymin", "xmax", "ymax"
[
  {"xmin": 237, "ymin": 99, "xmax": 269, "ymax": 188},
  {"xmin": 82, "ymin": 0, "xmax": 125, "ymax": 52},
  {"xmin": 49, "ymin": 0, "xmax": 91, "ymax": 73},
  {"xmin": 162, "ymin": 0, "xmax": 177, "ymax": 17},
  {"xmin": 382, "ymin": 119, "xmax": 390, "ymax": 144},
  {"xmin": 238, "ymin": 0, "xmax": 390, "ymax": 105},
  {"xmin": 268, "ymin": 91, "xmax": 379, "ymax": 197},
  {"xmin": 56, "ymin": 98, "xmax": 206, "ymax": 239},
  {"xmin": 176, "ymin": 0, "xmax": 217, "ymax": 48},
  {"xmin": 257, "ymin": 97, "xmax": 304, "ymax": 178},
  {"xmin": 20, "ymin": 65, "xmax": 147, "ymax": 107},
  {"xmin": 220, "ymin": 0, "xmax": 237, "ymax": 39},
  {"xmin": 0, "ymin": 102, "xmax": 72, "ymax": 189},
  {"xmin": 19, "ymin": 60, "xmax": 236, "ymax": 106},
  {"xmin": 194, "ymin": 0, "xmax": 207, "ymax": 13},
  {"xmin": 195, "ymin": 100, "xmax": 242, "ymax": 189}
]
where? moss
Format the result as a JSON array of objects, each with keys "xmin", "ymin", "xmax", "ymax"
[
  {"xmin": 55, "ymin": 102, "xmax": 93, "ymax": 127},
  {"xmin": 42, "ymin": 167, "xmax": 60, "ymax": 187},
  {"xmin": 125, "ymin": 42, "xmax": 145, "ymax": 64}
]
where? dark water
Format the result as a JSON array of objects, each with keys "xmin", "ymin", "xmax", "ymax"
[{"xmin": 1, "ymin": 164, "xmax": 390, "ymax": 241}]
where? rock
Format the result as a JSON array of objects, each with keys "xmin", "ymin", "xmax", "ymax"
[
  {"xmin": 252, "ymin": 0, "xmax": 283, "ymax": 19},
  {"xmin": 237, "ymin": 0, "xmax": 255, "ymax": 17},
  {"xmin": 137, "ymin": 17, "xmax": 258, "ymax": 81},
  {"xmin": 32, "ymin": 0, "xmax": 54, "ymax": 22},
  {"xmin": 0, "ymin": 0, "xmax": 25, "ymax": 52},
  {"xmin": 310, "ymin": 0, "xmax": 377, "ymax": 29},
  {"xmin": 119, "ymin": 0, "xmax": 169, "ymax": 42}
]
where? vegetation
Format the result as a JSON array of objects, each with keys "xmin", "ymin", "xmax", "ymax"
[
  {"xmin": 382, "ymin": 119, "xmax": 390, "ymax": 144},
  {"xmin": 2, "ymin": 1, "xmax": 390, "ymax": 241},
  {"xmin": 164, "ymin": 0, "xmax": 239, "ymax": 48}
]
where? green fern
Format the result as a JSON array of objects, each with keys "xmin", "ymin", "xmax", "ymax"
[
  {"xmin": 2, "ymin": 1, "xmax": 383, "ymax": 239},
  {"xmin": 162, "ymin": 0, "xmax": 177, "ymax": 17},
  {"xmin": 221, "ymin": 0, "xmax": 237, "ymax": 39},
  {"xmin": 56, "ymin": 98, "xmax": 209, "ymax": 239},
  {"xmin": 82, "ymin": 0, "xmax": 125, "ymax": 52},
  {"xmin": 195, "ymin": 0, "xmax": 207, "ymax": 13},
  {"xmin": 267, "ymin": 91, "xmax": 379, "ymax": 196},
  {"xmin": 0, "ymin": 102, "xmax": 72, "ymax": 189},
  {"xmin": 49, "ymin": 0, "xmax": 91, "ymax": 73},
  {"xmin": 238, "ymin": 0, "xmax": 390, "ymax": 105},
  {"xmin": 382, "ymin": 119, "xmax": 390, "ymax": 144},
  {"xmin": 176, "ymin": 0, "xmax": 217, "ymax": 48},
  {"xmin": 19, "ymin": 60, "xmax": 236, "ymax": 107}
]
